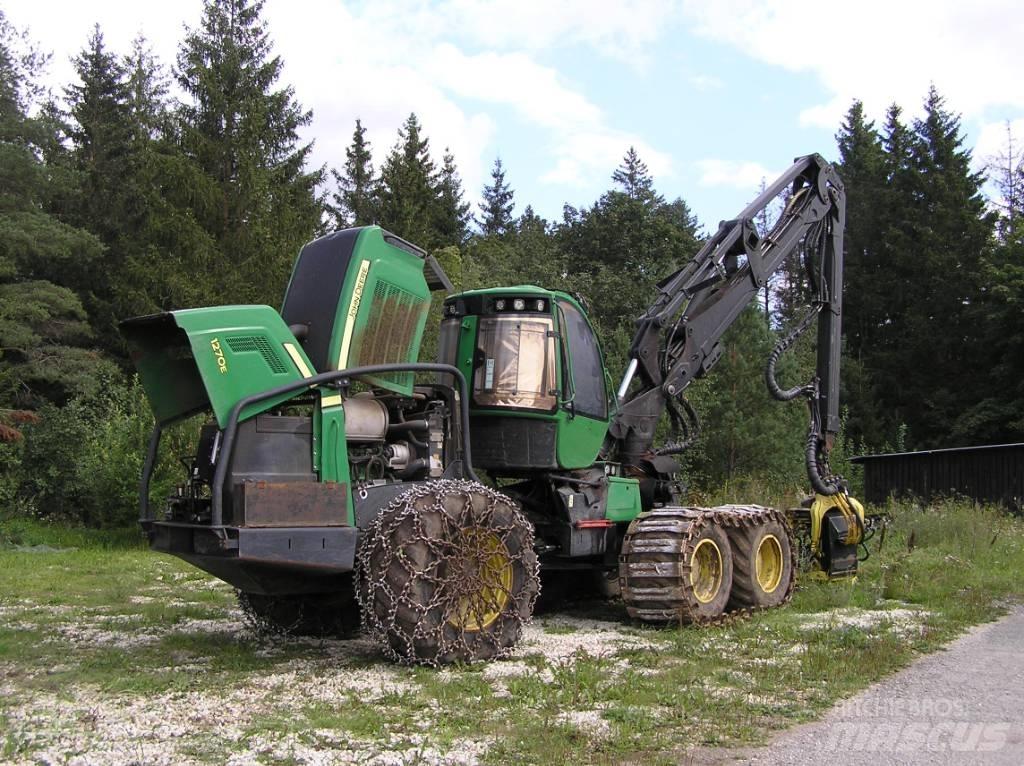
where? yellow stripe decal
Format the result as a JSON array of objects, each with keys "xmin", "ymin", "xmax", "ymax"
[
  {"xmin": 337, "ymin": 259, "xmax": 371, "ymax": 369},
  {"xmin": 283, "ymin": 343, "xmax": 313, "ymax": 379},
  {"xmin": 320, "ymin": 393, "xmax": 342, "ymax": 409}
]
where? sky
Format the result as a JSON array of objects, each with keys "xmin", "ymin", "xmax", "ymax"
[{"xmin": 6, "ymin": 0, "xmax": 1024, "ymax": 232}]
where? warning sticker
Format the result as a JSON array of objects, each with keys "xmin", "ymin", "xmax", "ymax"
[{"xmin": 484, "ymin": 358, "xmax": 495, "ymax": 389}]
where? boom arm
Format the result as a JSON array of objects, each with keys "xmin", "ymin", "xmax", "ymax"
[{"xmin": 608, "ymin": 154, "xmax": 846, "ymax": 491}]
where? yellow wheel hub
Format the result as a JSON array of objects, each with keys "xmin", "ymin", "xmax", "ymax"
[
  {"xmin": 690, "ymin": 538, "xmax": 724, "ymax": 604},
  {"xmin": 448, "ymin": 529, "xmax": 514, "ymax": 631},
  {"xmin": 755, "ymin": 534, "xmax": 784, "ymax": 594}
]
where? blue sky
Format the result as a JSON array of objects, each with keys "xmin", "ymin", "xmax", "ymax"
[{"xmin": 7, "ymin": 0, "xmax": 1024, "ymax": 233}]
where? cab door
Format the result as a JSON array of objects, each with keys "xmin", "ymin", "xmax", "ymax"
[{"xmin": 555, "ymin": 298, "xmax": 612, "ymax": 468}]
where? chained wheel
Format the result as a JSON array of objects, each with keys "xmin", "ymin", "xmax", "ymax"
[
  {"xmin": 727, "ymin": 520, "xmax": 794, "ymax": 609},
  {"xmin": 356, "ymin": 480, "xmax": 540, "ymax": 666},
  {"xmin": 238, "ymin": 580, "xmax": 361, "ymax": 638}
]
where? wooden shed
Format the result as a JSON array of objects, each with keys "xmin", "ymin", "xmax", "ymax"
[{"xmin": 850, "ymin": 443, "xmax": 1024, "ymax": 510}]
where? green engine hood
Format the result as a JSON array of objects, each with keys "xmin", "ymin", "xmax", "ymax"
[{"xmin": 121, "ymin": 305, "xmax": 315, "ymax": 428}]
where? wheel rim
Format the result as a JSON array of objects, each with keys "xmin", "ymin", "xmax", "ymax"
[
  {"xmin": 690, "ymin": 538, "xmax": 723, "ymax": 604},
  {"xmin": 448, "ymin": 529, "xmax": 514, "ymax": 631},
  {"xmin": 755, "ymin": 534, "xmax": 784, "ymax": 594}
]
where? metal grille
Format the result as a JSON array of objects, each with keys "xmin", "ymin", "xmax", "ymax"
[
  {"xmin": 225, "ymin": 335, "xmax": 288, "ymax": 374},
  {"xmin": 349, "ymin": 280, "xmax": 427, "ymax": 390}
]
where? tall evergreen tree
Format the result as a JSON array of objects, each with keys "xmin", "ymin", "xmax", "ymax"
[
  {"xmin": 557, "ymin": 148, "xmax": 700, "ymax": 370},
  {"xmin": 612, "ymin": 146, "xmax": 654, "ymax": 200},
  {"xmin": 330, "ymin": 118, "xmax": 376, "ymax": 228},
  {"xmin": 435, "ymin": 148, "xmax": 470, "ymax": 247},
  {"xmin": 177, "ymin": 0, "xmax": 323, "ymax": 304},
  {"xmin": 124, "ymin": 34, "xmax": 171, "ymax": 142},
  {"xmin": 0, "ymin": 12, "xmax": 114, "ymax": 416},
  {"xmin": 377, "ymin": 113, "xmax": 439, "ymax": 248},
  {"xmin": 834, "ymin": 100, "xmax": 888, "ymax": 445},
  {"xmin": 478, "ymin": 157, "xmax": 514, "ymax": 237},
  {"xmin": 64, "ymin": 26, "xmax": 141, "ymax": 339}
]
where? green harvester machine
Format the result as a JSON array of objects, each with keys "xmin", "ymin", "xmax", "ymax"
[{"xmin": 123, "ymin": 155, "xmax": 867, "ymax": 665}]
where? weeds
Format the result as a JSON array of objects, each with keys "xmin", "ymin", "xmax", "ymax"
[{"xmin": 1, "ymin": 500, "xmax": 1022, "ymax": 763}]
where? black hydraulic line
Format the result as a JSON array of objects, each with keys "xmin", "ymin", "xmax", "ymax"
[
  {"xmin": 765, "ymin": 305, "xmax": 821, "ymax": 402},
  {"xmin": 207, "ymin": 363, "xmax": 477, "ymax": 527}
]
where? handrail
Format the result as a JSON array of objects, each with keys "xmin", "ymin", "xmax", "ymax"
[{"xmin": 138, "ymin": 363, "xmax": 478, "ymax": 528}]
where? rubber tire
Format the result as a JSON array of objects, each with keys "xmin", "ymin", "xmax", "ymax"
[
  {"xmin": 727, "ymin": 520, "xmax": 793, "ymax": 609},
  {"xmin": 238, "ymin": 581, "xmax": 361, "ymax": 638},
  {"xmin": 359, "ymin": 484, "xmax": 538, "ymax": 665},
  {"xmin": 683, "ymin": 523, "xmax": 735, "ymax": 622}
]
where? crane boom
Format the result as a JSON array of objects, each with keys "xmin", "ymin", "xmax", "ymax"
[{"xmin": 608, "ymin": 154, "xmax": 846, "ymax": 492}]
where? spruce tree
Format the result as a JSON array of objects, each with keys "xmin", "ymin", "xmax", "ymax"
[
  {"xmin": 612, "ymin": 146, "xmax": 655, "ymax": 200},
  {"xmin": 478, "ymin": 157, "xmax": 514, "ymax": 237},
  {"xmin": 330, "ymin": 118, "xmax": 376, "ymax": 228},
  {"xmin": 177, "ymin": 0, "xmax": 323, "ymax": 305},
  {"xmin": 435, "ymin": 148, "xmax": 470, "ymax": 247},
  {"xmin": 377, "ymin": 113, "xmax": 439, "ymax": 248},
  {"xmin": 0, "ymin": 12, "xmax": 114, "ymax": 414},
  {"xmin": 834, "ymin": 100, "xmax": 888, "ymax": 446},
  {"xmin": 64, "ymin": 26, "xmax": 140, "ymax": 338},
  {"xmin": 557, "ymin": 148, "xmax": 700, "ymax": 370}
]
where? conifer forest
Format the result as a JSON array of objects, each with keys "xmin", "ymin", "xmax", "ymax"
[{"xmin": 1, "ymin": 1, "xmax": 1022, "ymax": 527}]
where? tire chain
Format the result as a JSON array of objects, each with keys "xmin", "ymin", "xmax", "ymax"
[
  {"xmin": 355, "ymin": 479, "xmax": 540, "ymax": 666},
  {"xmin": 620, "ymin": 504, "xmax": 798, "ymax": 627}
]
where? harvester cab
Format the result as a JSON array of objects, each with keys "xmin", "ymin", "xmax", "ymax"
[{"xmin": 438, "ymin": 287, "xmax": 612, "ymax": 472}]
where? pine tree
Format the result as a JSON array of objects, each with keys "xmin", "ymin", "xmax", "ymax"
[
  {"xmin": 177, "ymin": 0, "xmax": 323, "ymax": 304},
  {"xmin": 478, "ymin": 157, "xmax": 514, "ymax": 237},
  {"xmin": 377, "ymin": 113, "xmax": 439, "ymax": 248},
  {"xmin": 330, "ymin": 118, "xmax": 376, "ymax": 228}
]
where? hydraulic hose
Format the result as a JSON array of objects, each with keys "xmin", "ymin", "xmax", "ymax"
[{"xmin": 765, "ymin": 305, "xmax": 820, "ymax": 402}]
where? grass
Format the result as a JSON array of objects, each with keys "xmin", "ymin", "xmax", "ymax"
[{"xmin": 1, "ymin": 499, "xmax": 1023, "ymax": 764}]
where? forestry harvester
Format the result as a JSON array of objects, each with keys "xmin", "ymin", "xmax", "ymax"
[{"xmin": 122, "ymin": 154, "xmax": 865, "ymax": 665}]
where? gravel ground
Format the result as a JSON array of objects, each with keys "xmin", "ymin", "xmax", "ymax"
[
  {"xmin": 725, "ymin": 607, "xmax": 1024, "ymax": 765},
  {"xmin": 0, "ymin": 599, "xmax": 664, "ymax": 766}
]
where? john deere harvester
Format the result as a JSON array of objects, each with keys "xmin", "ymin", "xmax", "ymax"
[{"xmin": 123, "ymin": 154, "xmax": 864, "ymax": 665}]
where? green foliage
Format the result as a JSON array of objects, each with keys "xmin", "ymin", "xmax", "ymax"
[
  {"xmin": 176, "ymin": 0, "xmax": 323, "ymax": 306},
  {"xmin": 14, "ymin": 376, "xmax": 195, "ymax": 527},
  {"xmin": 557, "ymin": 148, "xmax": 701, "ymax": 373},
  {"xmin": 837, "ymin": 89, "xmax": 997, "ymax": 450},
  {"xmin": 478, "ymin": 156, "xmax": 515, "ymax": 237},
  {"xmin": 685, "ymin": 306, "xmax": 811, "ymax": 492},
  {"xmin": 330, "ymin": 119, "xmax": 376, "ymax": 228}
]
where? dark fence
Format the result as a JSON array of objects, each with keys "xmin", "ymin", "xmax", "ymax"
[{"xmin": 850, "ymin": 443, "xmax": 1024, "ymax": 510}]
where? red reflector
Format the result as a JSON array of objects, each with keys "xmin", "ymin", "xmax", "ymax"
[{"xmin": 575, "ymin": 519, "xmax": 614, "ymax": 529}]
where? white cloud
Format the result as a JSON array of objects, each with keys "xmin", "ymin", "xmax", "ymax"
[
  {"xmin": 264, "ymin": 0, "xmax": 670, "ymax": 196},
  {"xmin": 396, "ymin": 0, "xmax": 679, "ymax": 63},
  {"xmin": 680, "ymin": 0, "xmax": 1024, "ymax": 127},
  {"xmin": 688, "ymin": 73, "xmax": 723, "ymax": 92},
  {"xmin": 542, "ymin": 132, "xmax": 673, "ymax": 187},
  {"xmin": 696, "ymin": 159, "xmax": 778, "ymax": 189}
]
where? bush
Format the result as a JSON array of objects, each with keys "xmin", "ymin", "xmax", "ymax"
[{"xmin": 15, "ymin": 374, "xmax": 197, "ymax": 527}]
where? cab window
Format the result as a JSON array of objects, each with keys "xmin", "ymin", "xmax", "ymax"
[
  {"xmin": 558, "ymin": 300, "xmax": 607, "ymax": 419},
  {"xmin": 473, "ymin": 315, "xmax": 556, "ymax": 411}
]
